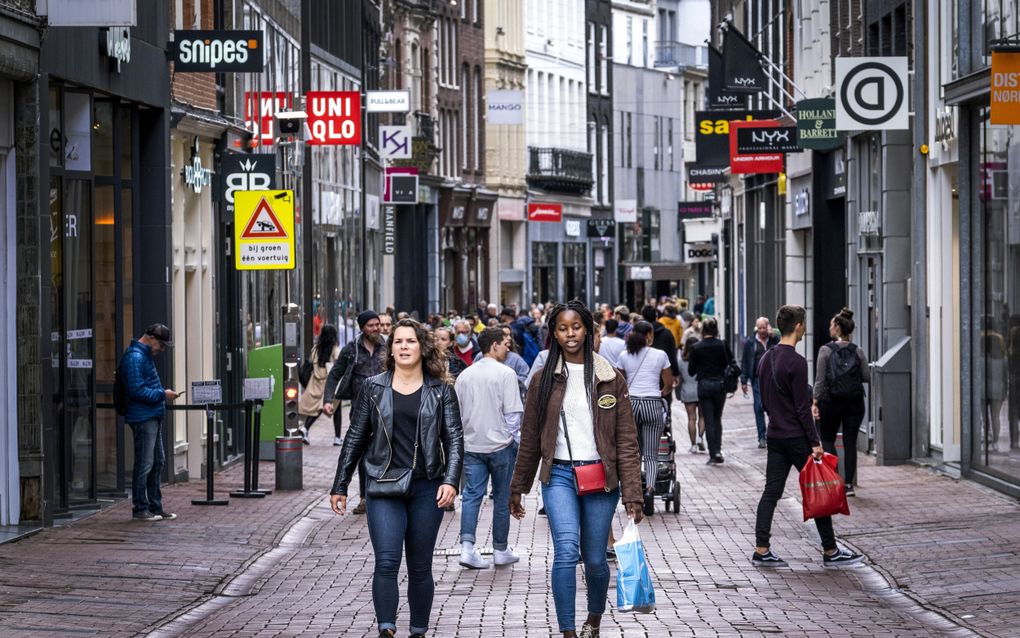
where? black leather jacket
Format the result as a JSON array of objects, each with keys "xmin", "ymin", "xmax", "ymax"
[{"xmin": 330, "ymin": 371, "xmax": 464, "ymax": 496}]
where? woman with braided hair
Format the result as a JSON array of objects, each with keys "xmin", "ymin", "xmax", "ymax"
[{"xmin": 510, "ymin": 300, "xmax": 644, "ymax": 638}]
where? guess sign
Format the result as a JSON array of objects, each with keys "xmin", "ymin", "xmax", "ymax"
[{"xmin": 306, "ymin": 92, "xmax": 362, "ymax": 145}]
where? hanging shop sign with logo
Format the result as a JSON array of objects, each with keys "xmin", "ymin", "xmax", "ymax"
[
  {"xmin": 796, "ymin": 98, "xmax": 842, "ymax": 150},
  {"xmin": 614, "ymin": 199, "xmax": 638, "ymax": 223},
  {"xmin": 686, "ymin": 163, "xmax": 728, "ymax": 184},
  {"xmin": 992, "ymin": 51, "xmax": 1020, "ymax": 125},
  {"xmin": 222, "ymin": 153, "xmax": 276, "ymax": 210},
  {"xmin": 696, "ymin": 110, "xmax": 781, "ymax": 166},
  {"xmin": 387, "ymin": 175, "xmax": 419, "ymax": 204},
  {"xmin": 383, "ymin": 206, "xmax": 396, "ymax": 255},
  {"xmin": 379, "ymin": 125, "xmax": 412, "ymax": 159},
  {"xmin": 677, "ymin": 201, "xmax": 714, "ymax": 220},
  {"xmin": 173, "ymin": 30, "xmax": 264, "ymax": 72},
  {"xmin": 684, "ymin": 242, "xmax": 719, "ymax": 264},
  {"xmin": 234, "ymin": 190, "xmax": 295, "ymax": 270},
  {"xmin": 486, "ymin": 90, "xmax": 525, "ymax": 125},
  {"xmin": 736, "ymin": 124, "xmax": 800, "ymax": 154},
  {"xmin": 366, "ymin": 90, "xmax": 411, "ymax": 113},
  {"xmin": 564, "ymin": 219, "xmax": 582, "ymax": 237},
  {"xmin": 527, "ymin": 202, "xmax": 563, "ymax": 222},
  {"xmin": 586, "ymin": 218, "xmax": 615, "ymax": 238},
  {"xmin": 707, "ymin": 45, "xmax": 745, "ymax": 109},
  {"xmin": 245, "ymin": 92, "xmax": 292, "ymax": 147},
  {"xmin": 729, "ymin": 121, "xmax": 784, "ymax": 174},
  {"xmin": 835, "ymin": 56, "xmax": 909, "ymax": 130},
  {"xmin": 182, "ymin": 139, "xmax": 212, "ymax": 193},
  {"xmin": 721, "ymin": 27, "xmax": 766, "ymax": 93},
  {"xmin": 306, "ymin": 91, "xmax": 362, "ymax": 145}
]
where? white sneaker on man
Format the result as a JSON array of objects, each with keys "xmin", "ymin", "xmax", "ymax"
[
  {"xmin": 459, "ymin": 547, "xmax": 491, "ymax": 570},
  {"xmin": 333, "ymin": 437, "xmax": 343, "ymax": 446},
  {"xmin": 493, "ymin": 548, "xmax": 520, "ymax": 566}
]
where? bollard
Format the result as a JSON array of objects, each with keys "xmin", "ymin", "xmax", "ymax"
[{"xmin": 275, "ymin": 436, "xmax": 304, "ymax": 490}]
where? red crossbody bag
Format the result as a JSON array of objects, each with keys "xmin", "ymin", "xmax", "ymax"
[{"xmin": 560, "ymin": 408, "xmax": 608, "ymax": 495}]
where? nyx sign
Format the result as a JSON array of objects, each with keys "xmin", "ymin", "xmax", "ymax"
[{"xmin": 736, "ymin": 125, "xmax": 800, "ymax": 154}]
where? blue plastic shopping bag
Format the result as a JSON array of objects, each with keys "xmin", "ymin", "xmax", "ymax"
[{"xmin": 614, "ymin": 520, "xmax": 656, "ymax": 613}]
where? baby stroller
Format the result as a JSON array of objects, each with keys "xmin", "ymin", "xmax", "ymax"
[{"xmin": 642, "ymin": 398, "xmax": 682, "ymax": 513}]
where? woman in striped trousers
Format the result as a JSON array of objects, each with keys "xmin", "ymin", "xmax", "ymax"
[{"xmin": 615, "ymin": 321, "xmax": 674, "ymax": 516}]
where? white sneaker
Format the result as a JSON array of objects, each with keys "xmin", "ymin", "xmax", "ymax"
[
  {"xmin": 459, "ymin": 548, "xmax": 491, "ymax": 570},
  {"xmin": 493, "ymin": 548, "xmax": 520, "ymax": 566},
  {"xmin": 333, "ymin": 437, "xmax": 343, "ymax": 446},
  {"xmin": 689, "ymin": 444, "xmax": 698, "ymax": 454}
]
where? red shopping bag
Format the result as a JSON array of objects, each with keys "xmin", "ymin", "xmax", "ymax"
[{"xmin": 799, "ymin": 453, "xmax": 850, "ymax": 521}]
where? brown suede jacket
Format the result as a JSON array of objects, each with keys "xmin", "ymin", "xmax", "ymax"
[{"xmin": 510, "ymin": 352, "xmax": 644, "ymax": 506}]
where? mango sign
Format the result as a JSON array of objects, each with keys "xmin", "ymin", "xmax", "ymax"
[
  {"xmin": 306, "ymin": 91, "xmax": 362, "ymax": 145},
  {"xmin": 992, "ymin": 52, "xmax": 1020, "ymax": 125}
]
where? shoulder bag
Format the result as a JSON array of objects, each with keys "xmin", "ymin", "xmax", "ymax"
[
  {"xmin": 365, "ymin": 394, "xmax": 420, "ymax": 498},
  {"xmin": 333, "ymin": 344, "xmax": 359, "ymax": 407},
  {"xmin": 560, "ymin": 408, "xmax": 608, "ymax": 495}
]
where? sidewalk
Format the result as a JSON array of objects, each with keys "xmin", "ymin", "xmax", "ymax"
[{"xmin": 2, "ymin": 405, "xmax": 1019, "ymax": 636}]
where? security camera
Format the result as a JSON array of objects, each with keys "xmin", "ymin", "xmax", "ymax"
[{"xmin": 275, "ymin": 110, "xmax": 308, "ymax": 136}]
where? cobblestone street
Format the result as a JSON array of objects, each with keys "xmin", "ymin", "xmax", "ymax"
[{"xmin": 2, "ymin": 401, "xmax": 1019, "ymax": 637}]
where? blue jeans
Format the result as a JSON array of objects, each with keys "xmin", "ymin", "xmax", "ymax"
[
  {"xmin": 460, "ymin": 442, "xmax": 516, "ymax": 550},
  {"xmin": 541, "ymin": 464, "xmax": 620, "ymax": 632},
  {"xmin": 128, "ymin": 418, "xmax": 165, "ymax": 515},
  {"xmin": 366, "ymin": 478, "xmax": 445, "ymax": 635},
  {"xmin": 751, "ymin": 377, "xmax": 767, "ymax": 440}
]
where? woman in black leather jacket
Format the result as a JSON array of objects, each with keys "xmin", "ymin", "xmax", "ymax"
[{"xmin": 329, "ymin": 318, "xmax": 464, "ymax": 638}]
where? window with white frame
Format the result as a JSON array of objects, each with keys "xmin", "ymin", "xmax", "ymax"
[
  {"xmin": 588, "ymin": 22, "xmax": 596, "ymax": 91},
  {"xmin": 462, "ymin": 64, "xmax": 469, "ymax": 172},
  {"xmin": 600, "ymin": 25, "xmax": 608, "ymax": 94}
]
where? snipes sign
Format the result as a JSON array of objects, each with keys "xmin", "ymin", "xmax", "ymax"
[
  {"xmin": 992, "ymin": 51, "xmax": 1020, "ymax": 125},
  {"xmin": 173, "ymin": 30, "xmax": 264, "ymax": 72}
]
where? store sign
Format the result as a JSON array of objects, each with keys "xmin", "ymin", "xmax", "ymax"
[
  {"xmin": 182, "ymin": 139, "xmax": 212, "ymax": 194},
  {"xmin": 388, "ymin": 175, "xmax": 418, "ymax": 203},
  {"xmin": 40, "ymin": 0, "xmax": 136, "ymax": 26},
  {"xmin": 306, "ymin": 91, "xmax": 362, "ymax": 145},
  {"xmin": 722, "ymin": 27, "xmax": 766, "ymax": 93},
  {"xmin": 835, "ymin": 56, "xmax": 909, "ymax": 130},
  {"xmin": 696, "ymin": 110, "xmax": 780, "ymax": 166},
  {"xmin": 366, "ymin": 90, "xmax": 411, "ymax": 113},
  {"xmin": 173, "ymin": 30, "xmax": 264, "ymax": 72},
  {"xmin": 379, "ymin": 125, "xmax": 412, "ymax": 159},
  {"xmin": 684, "ymin": 242, "xmax": 719, "ymax": 263},
  {"xmin": 614, "ymin": 199, "xmax": 638, "ymax": 223},
  {"xmin": 707, "ymin": 45, "xmax": 745, "ymax": 109},
  {"xmin": 527, "ymin": 202, "xmax": 563, "ymax": 222},
  {"xmin": 102, "ymin": 27, "xmax": 131, "ymax": 72},
  {"xmin": 383, "ymin": 205, "xmax": 396, "ymax": 255},
  {"xmin": 234, "ymin": 190, "xmax": 296, "ymax": 270},
  {"xmin": 629, "ymin": 266, "xmax": 653, "ymax": 281},
  {"xmin": 934, "ymin": 107, "xmax": 956, "ymax": 147},
  {"xmin": 586, "ymin": 218, "xmax": 615, "ymax": 238},
  {"xmin": 729, "ymin": 121, "xmax": 784, "ymax": 174},
  {"xmin": 736, "ymin": 124, "xmax": 800, "ymax": 154},
  {"xmin": 796, "ymin": 98, "xmax": 842, "ymax": 150},
  {"xmin": 858, "ymin": 210, "xmax": 880, "ymax": 236},
  {"xmin": 222, "ymin": 153, "xmax": 276, "ymax": 209},
  {"xmin": 686, "ymin": 163, "xmax": 727, "ymax": 184},
  {"xmin": 486, "ymin": 90, "xmax": 525, "ymax": 125},
  {"xmin": 244, "ymin": 92, "xmax": 292, "ymax": 147},
  {"xmin": 678, "ymin": 201, "xmax": 714, "ymax": 220},
  {"xmin": 564, "ymin": 219, "xmax": 582, "ymax": 237},
  {"xmin": 992, "ymin": 51, "xmax": 1020, "ymax": 124},
  {"xmin": 794, "ymin": 189, "xmax": 810, "ymax": 217}
]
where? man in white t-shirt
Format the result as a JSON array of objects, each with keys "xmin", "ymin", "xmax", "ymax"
[
  {"xmin": 599, "ymin": 318, "xmax": 627, "ymax": 367},
  {"xmin": 455, "ymin": 327, "xmax": 525, "ymax": 569}
]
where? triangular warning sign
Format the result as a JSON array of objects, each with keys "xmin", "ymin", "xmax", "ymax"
[{"xmin": 240, "ymin": 197, "xmax": 288, "ymax": 238}]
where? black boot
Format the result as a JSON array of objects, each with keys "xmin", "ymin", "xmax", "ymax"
[{"xmin": 643, "ymin": 491, "xmax": 655, "ymax": 516}]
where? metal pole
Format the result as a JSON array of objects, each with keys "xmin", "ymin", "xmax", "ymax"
[
  {"xmin": 193, "ymin": 405, "xmax": 229, "ymax": 505},
  {"xmin": 910, "ymin": 0, "xmax": 929, "ymax": 460},
  {"xmin": 231, "ymin": 400, "xmax": 265, "ymax": 498},
  {"xmin": 301, "ymin": 0, "xmax": 314, "ymax": 353},
  {"xmin": 250, "ymin": 400, "xmax": 272, "ymax": 495}
]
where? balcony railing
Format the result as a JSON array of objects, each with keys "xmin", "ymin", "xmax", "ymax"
[
  {"xmin": 527, "ymin": 147, "xmax": 594, "ymax": 195},
  {"xmin": 654, "ymin": 42, "xmax": 708, "ymax": 69}
]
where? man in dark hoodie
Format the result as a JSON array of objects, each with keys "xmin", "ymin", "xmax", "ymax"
[{"xmin": 642, "ymin": 305, "xmax": 680, "ymax": 413}]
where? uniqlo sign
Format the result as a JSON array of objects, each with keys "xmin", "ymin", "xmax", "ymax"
[
  {"xmin": 306, "ymin": 91, "xmax": 362, "ymax": 145},
  {"xmin": 245, "ymin": 92, "xmax": 292, "ymax": 147}
]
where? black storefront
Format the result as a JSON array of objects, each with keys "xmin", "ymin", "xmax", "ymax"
[{"xmin": 32, "ymin": 8, "xmax": 171, "ymax": 523}]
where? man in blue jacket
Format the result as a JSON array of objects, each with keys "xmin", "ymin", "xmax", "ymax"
[
  {"xmin": 121, "ymin": 324, "xmax": 181, "ymax": 521},
  {"xmin": 741, "ymin": 317, "xmax": 780, "ymax": 449}
]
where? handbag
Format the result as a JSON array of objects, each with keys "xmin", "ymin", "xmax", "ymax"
[
  {"xmin": 298, "ymin": 357, "xmax": 314, "ymax": 388},
  {"xmin": 560, "ymin": 408, "xmax": 608, "ymax": 495},
  {"xmin": 366, "ymin": 398, "xmax": 420, "ymax": 499},
  {"xmin": 799, "ymin": 452, "xmax": 850, "ymax": 521},
  {"xmin": 333, "ymin": 345, "xmax": 359, "ymax": 407}
]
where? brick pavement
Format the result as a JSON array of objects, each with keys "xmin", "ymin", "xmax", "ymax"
[{"xmin": 3, "ymin": 405, "xmax": 1020, "ymax": 636}]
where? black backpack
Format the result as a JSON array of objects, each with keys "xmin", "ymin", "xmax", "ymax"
[
  {"xmin": 113, "ymin": 358, "xmax": 129, "ymax": 416},
  {"xmin": 825, "ymin": 342, "xmax": 863, "ymax": 398}
]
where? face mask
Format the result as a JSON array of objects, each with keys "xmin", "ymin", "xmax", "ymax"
[{"xmin": 455, "ymin": 334, "xmax": 471, "ymax": 347}]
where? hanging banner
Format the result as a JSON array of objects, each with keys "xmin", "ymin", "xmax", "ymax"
[
  {"xmin": 835, "ymin": 57, "xmax": 909, "ymax": 130},
  {"xmin": 796, "ymin": 98, "xmax": 842, "ymax": 149},
  {"xmin": 722, "ymin": 27, "xmax": 766, "ymax": 93},
  {"xmin": 708, "ymin": 45, "xmax": 745, "ymax": 109},
  {"xmin": 244, "ymin": 92, "xmax": 292, "ymax": 147},
  {"xmin": 736, "ymin": 124, "xmax": 800, "ymax": 154},
  {"xmin": 487, "ymin": 90, "xmax": 525, "ymax": 125},
  {"xmin": 992, "ymin": 51, "xmax": 1020, "ymax": 125},
  {"xmin": 306, "ymin": 91, "xmax": 362, "ymax": 145},
  {"xmin": 173, "ymin": 30, "xmax": 264, "ymax": 72},
  {"xmin": 696, "ymin": 110, "xmax": 780, "ymax": 166},
  {"xmin": 527, "ymin": 202, "xmax": 563, "ymax": 222},
  {"xmin": 729, "ymin": 120, "xmax": 784, "ymax": 174},
  {"xmin": 614, "ymin": 199, "xmax": 638, "ymax": 223}
]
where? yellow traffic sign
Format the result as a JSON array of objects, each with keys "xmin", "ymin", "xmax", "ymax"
[{"xmin": 234, "ymin": 190, "xmax": 295, "ymax": 270}]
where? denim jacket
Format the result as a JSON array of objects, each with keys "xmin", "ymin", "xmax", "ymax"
[{"xmin": 121, "ymin": 340, "xmax": 166, "ymax": 423}]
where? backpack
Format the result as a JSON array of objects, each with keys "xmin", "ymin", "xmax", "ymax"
[
  {"xmin": 520, "ymin": 330, "xmax": 541, "ymax": 368},
  {"xmin": 825, "ymin": 342, "xmax": 863, "ymax": 398},
  {"xmin": 113, "ymin": 358, "xmax": 129, "ymax": 417}
]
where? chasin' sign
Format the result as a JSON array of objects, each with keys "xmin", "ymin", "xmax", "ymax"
[
  {"xmin": 992, "ymin": 51, "xmax": 1020, "ymax": 125},
  {"xmin": 306, "ymin": 92, "xmax": 362, "ymax": 145}
]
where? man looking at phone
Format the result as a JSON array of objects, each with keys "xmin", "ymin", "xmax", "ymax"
[{"xmin": 120, "ymin": 324, "xmax": 181, "ymax": 521}]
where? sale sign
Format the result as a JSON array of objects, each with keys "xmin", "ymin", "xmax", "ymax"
[
  {"xmin": 306, "ymin": 91, "xmax": 362, "ymax": 145},
  {"xmin": 245, "ymin": 92, "xmax": 292, "ymax": 147}
]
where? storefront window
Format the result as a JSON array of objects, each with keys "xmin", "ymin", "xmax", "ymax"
[
  {"xmin": 532, "ymin": 242, "xmax": 557, "ymax": 305},
  {"xmin": 978, "ymin": 107, "xmax": 1020, "ymax": 476},
  {"xmin": 563, "ymin": 243, "xmax": 587, "ymax": 303}
]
